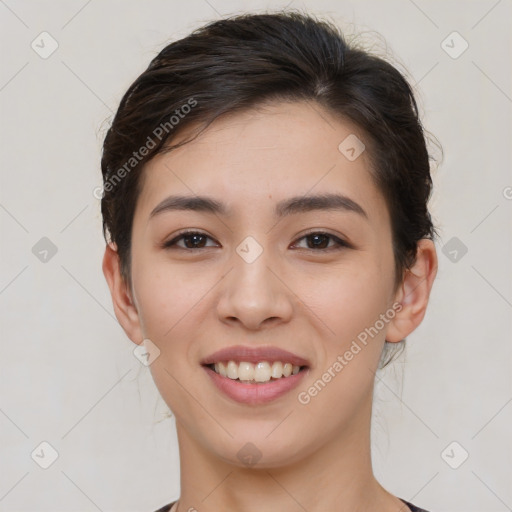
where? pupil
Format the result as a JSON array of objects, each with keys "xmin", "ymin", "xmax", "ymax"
[
  {"xmin": 187, "ymin": 234, "xmax": 204, "ymax": 248},
  {"xmin": 310, "ymin": 234, "xmax": 328, "ymax": 249}
]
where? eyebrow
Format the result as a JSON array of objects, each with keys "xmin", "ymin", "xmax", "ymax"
[{"xmin": 149, "ymin": 193, "xmax": 368, "ymax": 220}]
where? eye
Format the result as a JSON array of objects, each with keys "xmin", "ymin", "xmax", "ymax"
[
  {"xmin": 291, "ymin": 231, "xmax": 350, "ymax": 251},
  {"xmin": 162, "ymin": 230, "xmax": 218, "ymax": 250}
]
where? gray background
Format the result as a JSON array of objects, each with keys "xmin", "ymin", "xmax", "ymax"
[{"xmin": 0, "ymin": 1, "xmax": 511, "ymax": 511}]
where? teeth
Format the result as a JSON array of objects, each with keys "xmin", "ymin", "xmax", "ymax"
[
  {"xmin": 271, "ymin": 361, "xmax": 283, "ymax": 378},
  {"xmin": 238, "ymin": 361, "xmax": 254, "ymax": 381},
  {"xmin": 226, "ymin": 361, "xmax": 238, "ymax": 379},
  {"xmin": 254, "ymin": 361, "xmax": 271, "ymax": 382},
  {"xmin": 212, "ymin": 361, "xmax": 302, "ymax": 383},
  {"xmin": 217, "ymin": 361, "xmax": 227, "ymax": 377}
]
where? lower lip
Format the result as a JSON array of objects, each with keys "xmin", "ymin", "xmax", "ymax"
[{"xmin": 203, "ymin": 365, "xmax": 308, "ymax": 405}]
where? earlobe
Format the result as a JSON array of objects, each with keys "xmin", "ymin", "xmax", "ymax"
[
  {"xmin": 102, "ymin": 243, "xmax": 143, "ymax": 345},
  {"xmin": 385, "ymin": 239, "xmax": 438, "ymax": 343}
]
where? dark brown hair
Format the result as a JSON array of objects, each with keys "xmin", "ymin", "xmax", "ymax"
[{"xmin": 100, "ymin": 11, "xmax": 439, "ymax": 366}]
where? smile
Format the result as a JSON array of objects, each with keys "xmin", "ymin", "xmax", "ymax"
[
  {"xmin": 208, "ymin": 360, "xmax": 304, "ymax": 383},
  {"xmin": 200, "ymin": 345, "xmax": 311, "ymax": 404}
]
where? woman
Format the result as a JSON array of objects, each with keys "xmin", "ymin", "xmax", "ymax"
[{"xmin": 101, "ymin": 11, "xmax": 438, "ymax": 512}]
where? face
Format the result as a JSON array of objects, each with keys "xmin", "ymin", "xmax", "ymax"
[{"xmin": 120, "ymin": 100, "xmax": 403, "ymax": 467}]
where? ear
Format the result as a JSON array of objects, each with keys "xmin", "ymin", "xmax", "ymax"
[
  {"xmin": 385, "ymin": 238, "xmax": 438, "ymax": 343},
  {"xmin": 102, "ymin": 242, "xmax": 143, "ymax": 345}
]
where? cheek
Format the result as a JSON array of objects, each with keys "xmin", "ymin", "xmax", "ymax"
[
  {"xmin": 297, "ymin": 262, "xmax": 390, "ymax": 346},
  {"xmin": 133, "ymin": 260, "xmax": 213, "ymax": 340},
  {"xmin": 133, "ymin": 264, "xmax": 211, "ymax": 416},
  {"xmin": 293, "ymin": 269, "xmax": 389, "ymax": 424},
  {"xmin": 132, "ymin": 260, "xmax": 219, "ymax": 394}
]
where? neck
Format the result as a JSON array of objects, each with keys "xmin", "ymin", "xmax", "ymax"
[{"xmin": 172, "ymin": 397, "xmax": 404, "ymax": 512}]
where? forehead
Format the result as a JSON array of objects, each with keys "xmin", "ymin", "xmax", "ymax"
[{"xmin": 134, "ymin": 100, "xmax": 389, "ymax": 227}]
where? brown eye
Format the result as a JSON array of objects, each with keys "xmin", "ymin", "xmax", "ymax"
[
  {"xmin": 163, "ymin": 231, "xmax": 217, "ymax": 250},
  {"xmin": 293, "ymin": 232, "xmax": 350, "ymax": 251}
]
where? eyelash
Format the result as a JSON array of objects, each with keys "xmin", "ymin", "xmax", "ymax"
[{"xmin": 161, "ymin": 229, "xmax": 351, "ymax": 252}]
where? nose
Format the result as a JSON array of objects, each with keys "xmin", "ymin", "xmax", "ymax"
[{"xmin": 216, "ymin": 246, "xmax": 294, "ymax": 331}]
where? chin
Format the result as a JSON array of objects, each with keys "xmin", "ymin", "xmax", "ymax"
[{"xmin": 203, "ymin": 429, "xmax": 310, "ymax": 470}]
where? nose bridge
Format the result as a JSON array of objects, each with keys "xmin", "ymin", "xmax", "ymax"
[
  {"xmin": 235, "ymin": 238, "xmax": 273, "ymax": 289},
  {"xmin": 216, "ymin": 234, "xmax": 293, "ymax": 328},
  {"xmin": 232, "ymin": 235, "xmax": 278, "ymax": 302}
]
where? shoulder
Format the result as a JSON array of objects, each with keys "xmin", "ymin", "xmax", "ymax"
[
  {"xmin": 153, "ymin": 501, "xmax": 176, "ymax": 512},
  {"xmin": 400, "ymin": 497, "xmax": 432, "ymax": 512}
]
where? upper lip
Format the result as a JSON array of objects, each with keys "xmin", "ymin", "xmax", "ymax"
[{"xmin": 201, "ymin": 345, "xmax": 310, "ymax": 367}]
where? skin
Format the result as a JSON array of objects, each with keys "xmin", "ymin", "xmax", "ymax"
[{"xmin": 103, "ymin": 100, "xmax": 437, "ymax": 512}]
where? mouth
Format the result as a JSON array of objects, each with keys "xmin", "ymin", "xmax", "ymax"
[{"xmin": 200, "ymin": 345, "xmax": 311, "ymax": 404}]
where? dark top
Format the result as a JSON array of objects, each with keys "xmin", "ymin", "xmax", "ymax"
[{"xmin": 154, "ymin": 497, "xmax": 431, "ymax": 511}]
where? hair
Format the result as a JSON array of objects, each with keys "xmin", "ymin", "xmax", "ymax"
[{"xmin": 100, "ymin": 10, "xmax": 439, "ymax": 368}]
